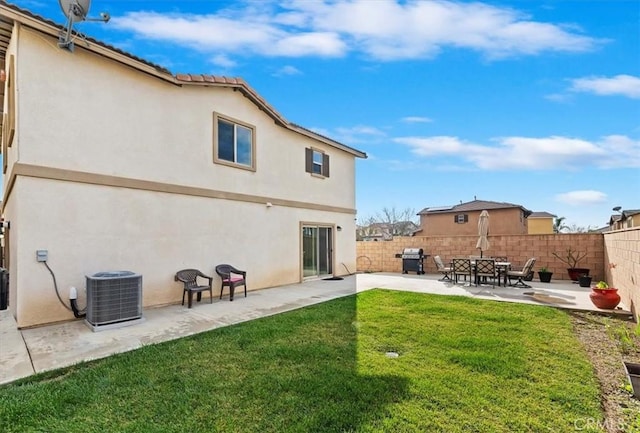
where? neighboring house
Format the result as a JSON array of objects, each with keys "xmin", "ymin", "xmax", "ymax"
[
  {"xmin": 528, "ymin": 211, "xmax": 556, "ymax": 235},
  {"xmin": 356, "ymin": 221, "xmax": 419, "ymax": 241},
  {"xmin": 417, "ymin": 199, "xmax": 532, "ymax": 236},
  {"xmin": 0, "ymin": 3, "xmax": 366, "ymax": 328},
  {"xmin": 609, "ymin": 210, "xmax": 640, "ymax": 231}
]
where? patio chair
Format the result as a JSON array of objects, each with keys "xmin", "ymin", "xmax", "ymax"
[
  {"xmin": 215, "ymin": 264, "xmax": 247, "ymax": 301},
  {"xmin": 506, "ymin": 258, "xmax": 537, "ymax": 288},
  {"xmin": 452, "ymin": 258, "xmax": 473, "ymax": 285},
  {"xmin": 475, "ymin": 258, "xmax": 498, "ymax": 287},
  {"xmin": 492, "ymin": 256, "xmax": 509, "ymax": 285},
  {"xmin": 175, "ymin": 269, "xmax": 213, "ymax": 308},
  {"xmin": 433, "ymin": 255, "xmax": 452, "ymax": 281}
]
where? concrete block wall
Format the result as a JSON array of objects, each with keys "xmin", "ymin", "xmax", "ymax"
[
  {"xmin": 604, "ymin": 227, "xmax": 640, "ymax": 319},
  {"xmin": 356, "ymin": 234, "xmax": 605, "ymax": 280},
  {"xmin": 357, "ymin": 230, "xmax": 639, "ymax": 322}
]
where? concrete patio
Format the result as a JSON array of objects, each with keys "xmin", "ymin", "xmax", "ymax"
[{"xmin": 0, "ymin": 272, "xmax": 632, "ymax": 386}]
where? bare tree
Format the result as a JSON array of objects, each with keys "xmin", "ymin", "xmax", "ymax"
[
  {"xmin": 565, "ymin": 224, "xmax": 597, "ymax": 233},
  {"xmin": 356, "ymin": 216, "xmax": 378, "ymax": 241},
  {"xmin": 357, "ymin": 207, "xmax": 418, "ymax": 240}
]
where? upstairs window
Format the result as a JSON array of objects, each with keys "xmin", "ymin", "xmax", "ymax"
[
  {"xmin": 305, "ymin": 148, "xmax": 329, "ymax": 177},
  {"xmin": 213, "ymin": 113, "xmax": 255, "ymax": 171},
  {"xmin": 454, "ymin": 214, "xmax": 468, "ymax": 223}
]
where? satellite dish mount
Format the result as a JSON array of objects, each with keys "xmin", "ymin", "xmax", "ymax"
[{"xmin": 58, "ymin": 0, "xmax": 110, "ymax": 51}]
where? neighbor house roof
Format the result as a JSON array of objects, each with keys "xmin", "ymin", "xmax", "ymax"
[
  {"xmin": 418, "ymin": 199, "xmax": 532, "ymax": 217},
  {"xmin": 608, "ymin": 209, "xmax": 640, "ymax": 225},
  {"xmin": 0, "ymin": 2, "xmax": 367, "ymax": 159},
  {"xmin": 529, "ymin": 211, "xmax": 556, "ymax": 218}
]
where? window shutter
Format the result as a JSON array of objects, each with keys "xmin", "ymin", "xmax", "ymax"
[
  {"xmin": 454, "ymin": 215, "xmax": 457, "ymax": 223},
  {"xmin": 322, "ymin": 153, "xmax": 330, "ymax": 177},
  {"xmin": 305, "ymin": 148, "xmax": 313, "ymax": 173},
  {"xmin": 464, "ymin": 214, "xmax": 469, "ymax": 223}
]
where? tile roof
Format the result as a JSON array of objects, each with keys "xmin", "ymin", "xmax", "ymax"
[
  {"xmin": 175, "ymin": 74, "xmax": 366, "ymax": 158},
  {"xmin": 0, "ymin": 1, "xmax": 172, "ymax": 75},
  {"xmin": 529, "ymin": 211, "xmax": 556, "ymax": 218},
  {"xmin": 0, "ymin": 2, "xmax": 367, "ymax": 159},
  {"xmin": 418, "ymin": 199, "xmax": 531, "ymax": 216}
]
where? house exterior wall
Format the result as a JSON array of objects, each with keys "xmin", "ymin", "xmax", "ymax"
[
  {"xmin": 3, "ymin": 27, "xmax": 360, "ymax": 328},
  {"xmin": 419, "ymin": 208, "xmax": 528, "ymax": 236},
  {"xmin": 528, "ymin": 217, "xmax": 554, "ymax": 234}
]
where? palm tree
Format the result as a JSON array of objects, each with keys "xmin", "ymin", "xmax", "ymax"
[{"xmin": 553, "ymin": 216, "xmax": 568, "ymax": 233}]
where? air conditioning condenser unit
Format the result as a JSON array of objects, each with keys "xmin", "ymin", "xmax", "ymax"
[{"xmin": 85, "ymin": 271, "xmax": 143, "ymax": 332}]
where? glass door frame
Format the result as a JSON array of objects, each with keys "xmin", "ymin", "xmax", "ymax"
[{"xmin": 300, "ymin": 222, "xmax": 335, "ymax": 280}]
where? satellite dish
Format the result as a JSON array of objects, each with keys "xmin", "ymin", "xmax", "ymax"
[
  {"xmin": 612, "ymin": 206, "xmax": 622, "ymax": 212},
  {"xmin": 58, "ymin": 0, "xmax": 109, "ymax": 51},
  {"xmin": 59, "ymin": 0, "xmax": 91, "ymax": 24}
]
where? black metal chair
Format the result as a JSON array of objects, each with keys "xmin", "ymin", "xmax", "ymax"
[
  {"xmin": 175, "ymin": 269, "xmax": 213, "ymax": 308},
  {"xmin": 215, "ymin": 264, "xmax": 247, "ymax": 301},
  {"xmin": 452, "ymin": 258, "xmax": 473, "ymax": 285},
  {"xmin": 492, "ymin": 256, "xmax": 509, "ymax": 285},
  {"xmin": 475, "ymin": 258, "xmax": 498, "ymax": 287}
]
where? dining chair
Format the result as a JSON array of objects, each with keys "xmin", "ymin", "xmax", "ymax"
[
  {"xmin": 433, "ymin": 255, "xmax": 452, "ymax": 281},
  {"xmin": 452, "ymin": 258, "xmax": 473, "ymax": 285},
  {"xmin": 492, "ymin": 256, "xmax": 509, "ymax": 285},
  {"xmin": 475, "ymin": 259, "xmax": 498, "ymax": 287}
]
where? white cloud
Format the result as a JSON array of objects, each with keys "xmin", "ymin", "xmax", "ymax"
[
  {"xmin": 272, "ymin": 65, "xmax": 302, "ymax": 76},
  {"xmin": 394, "ymin": 134, "xmax": 640, "ymax": 170},
  {"xmin": 331, "ymin": 125, "xmax": 388, "ymax": 144},
  {"xmin": 210, "ymin": 54, "xmax": 237, "ymax": 68},
  {"xmin": 554, "ymin": 190, "xmax": 608, "ymax": 206},
  {"xmin": 544, "ymin": 93, "xmax": 571, "ymax": 103},
  {"xmin": 401, "ymin": 116, "xmax": 433, "ymax": 123},
  {"xmin": 110, "ymin": 0, "xmax": 602, "ymax": 61},
  {"xmin": 569, "ymin": 74, "xmax": 640, "ymax": 99}
]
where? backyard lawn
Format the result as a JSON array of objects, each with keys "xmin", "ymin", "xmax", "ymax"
[{"xmin": 0, "ymin": 290, "xmax": 606, "ymax": 432}]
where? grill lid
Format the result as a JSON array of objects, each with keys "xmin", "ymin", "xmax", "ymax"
[{"xmin": 401, "ymin": 248, "xmax": 424, "ymax": 258}]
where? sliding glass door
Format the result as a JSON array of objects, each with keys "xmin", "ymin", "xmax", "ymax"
[{"xmin": 302, "ymin": 225, "xmax": 333, "ymax": 278}]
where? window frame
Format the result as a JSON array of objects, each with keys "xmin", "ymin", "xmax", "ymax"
[
  {"xmin": 454, "ymin": 214, "xmax": 468, "ymax": 224},
  {"xmin": 305, "ymin": 147, "xmax": 330, "ymax": 178},
  {"xmin": 212, "ymin": 112, "xmax": 256, "ymax": 171}
]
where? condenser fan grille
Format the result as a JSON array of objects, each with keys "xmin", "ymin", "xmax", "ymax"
[{"xmin": 86, "ymin": 271, "xmax": 143, "ymax": 331}]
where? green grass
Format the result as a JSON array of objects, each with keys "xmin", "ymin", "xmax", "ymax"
[{"xmin": 0, "ymin": 290, "xmax": 604, "ymax": 432}]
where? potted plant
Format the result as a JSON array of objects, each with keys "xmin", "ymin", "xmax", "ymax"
[
  {"xmin": 537, "ymin": 266, "xmax": 553, "ymax": 283},
  {"xmin": 552, "ymin": 247, "xmax": 589, "ymax": 281},
  {"xmin": 578, "ymin": 273, "xmax": 592, "ymax": 287},
  {"xmin": 588, "ymin": 281, "xmax": 621, "ymax": 310}
]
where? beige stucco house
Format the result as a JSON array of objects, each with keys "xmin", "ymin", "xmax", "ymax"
[
  {"xmin": 417, "ymin": 199, "xmax": 531, "ymax": 236},
  {"xmin": 0, "ymin": 3, "xmax": 366, "ymax": 328},
  {"xmin": 528, "ymin": 211, "xmax": 556, "ymax": 235},
  {"xmin": 609, "ymin": 210, "xmax": 640, "ymax": 231}
]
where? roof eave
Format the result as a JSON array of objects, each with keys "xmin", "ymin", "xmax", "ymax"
[{"xmin": 0, "ymin": 3, "xmax": 175, "ymax": 84}]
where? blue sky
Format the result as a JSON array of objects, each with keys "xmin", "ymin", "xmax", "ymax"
[{"xmin": 10, "ymin": 0, "xmax": 640, "ymax": 229}]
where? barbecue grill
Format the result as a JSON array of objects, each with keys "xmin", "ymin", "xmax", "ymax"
[{"xmin": 400, "ymin": 248, "xmax": 426, "ymax": 274}]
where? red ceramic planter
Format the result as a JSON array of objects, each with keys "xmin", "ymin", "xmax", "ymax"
[{"xmin": 589, "ymin": 288, "xmax": 621, "ymax": 310}]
